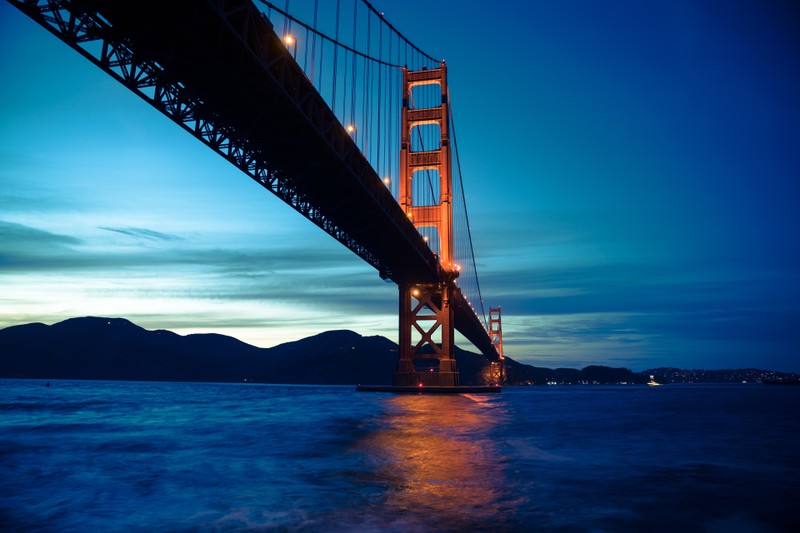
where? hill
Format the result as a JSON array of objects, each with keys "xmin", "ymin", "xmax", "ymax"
[
  {"xmin": 0, "ymin": 317, "xmax": 392, "ymax": 384},
  {"xmin": 1, "ymin": 317, "xmax": 501, "ymax": 385},
  {"xmin": 5, "ymin": 317, "xmax": 792, "ymax": 385},
  {"xmin": 0, "ymin": 317, "xmax": 635, "ymax": 385}
]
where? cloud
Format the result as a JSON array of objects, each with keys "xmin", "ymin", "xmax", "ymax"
[
  {"xmin": 0, "ymin": 220, "xmax": 83, "ymax": 267},
  {"xmin": 1, "ymin": 219, "xmax": 367, "ymax": 275},
  {"xmin": 476, "ymin": 248, "xmax": 800, "ymax": 371},
  {"xmin": 0, "ymin": 219, "xmax": 81, "ymax": 246},
  {"xmin": 98, "ymin": 226, "xmax": 183, "ymax": 242},
  {"xmin": 0, "ymin": 218, "xmax": 396, "ymax": 322}
]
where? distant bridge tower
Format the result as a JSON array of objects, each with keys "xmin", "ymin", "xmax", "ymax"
[
  {"xmin": 489, "ymin": 307, "xmax": 506, "ymax": 384},
  {"xmin": 394, "ymin": 62, "xmax": 460, "ymax": 387}
]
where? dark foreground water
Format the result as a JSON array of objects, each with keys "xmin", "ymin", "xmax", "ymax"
[{"xmin": 1, "ymin": 380, "xmax": 798, "ymax": 532}]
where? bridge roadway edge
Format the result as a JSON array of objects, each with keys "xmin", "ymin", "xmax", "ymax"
[{"xmin": 9, "ymin": 0, "xmax": 498, "ymax": 360}]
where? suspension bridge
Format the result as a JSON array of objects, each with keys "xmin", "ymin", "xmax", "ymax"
[{"xmin": 9, "ymin": 0, "xmax": 507, "ymax": 390}]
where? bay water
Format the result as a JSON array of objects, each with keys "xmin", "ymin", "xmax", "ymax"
[{"xmin": 1, "ymin": 379, "xmax": 798, "ymax": 531}]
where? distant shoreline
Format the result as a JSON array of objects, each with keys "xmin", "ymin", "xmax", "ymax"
[{"xmin": 2, "ymin": 317, "xmax": 799, "ymax": 386}]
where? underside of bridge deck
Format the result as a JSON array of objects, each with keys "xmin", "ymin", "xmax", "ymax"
[{"xmin": 10, "ymin": 0, "xmax": 499, "ymax": 361}]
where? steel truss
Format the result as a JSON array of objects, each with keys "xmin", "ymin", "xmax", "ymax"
[{"xmin": 11, "ymin": 0, "xmax": 387, "ymax": 272}]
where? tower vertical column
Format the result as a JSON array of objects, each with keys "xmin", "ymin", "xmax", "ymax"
[
  {"xmin": 489, "ymin": 307, "xmax": 506, "ymax": 385},
  {"xmin": 394, "ymin": 62, "xmax": 459, "ymax": 387}
]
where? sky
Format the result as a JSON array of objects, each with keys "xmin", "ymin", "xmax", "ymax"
[{"xmin": 1, "ymin": 0, "xmax": 799, "ymax": 372}]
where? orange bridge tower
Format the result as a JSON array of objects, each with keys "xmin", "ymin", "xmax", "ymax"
[
  {"xmin": 394, "ymin": 62, "xmax": 460, "ymax": 387},
  {"xmin": 489, "ymin": 307, "xmax": 506, "ymax": 384}
]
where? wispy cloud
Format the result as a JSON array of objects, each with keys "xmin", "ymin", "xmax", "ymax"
[
  {"xmin": 98, "ymin": 226, "xmax": 183, "ymax": 242},
  {"xmin": 1, "ymin": 219, "xmax": 81, "ymax": 247},
  {"xmin": 0, "ymin": 220, "xmax": 83, "ymax": 269}
]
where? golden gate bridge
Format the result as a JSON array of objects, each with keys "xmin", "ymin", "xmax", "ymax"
[{"xmin": 9, "ymin": 0, "xmax": 506, "ymax": 390}]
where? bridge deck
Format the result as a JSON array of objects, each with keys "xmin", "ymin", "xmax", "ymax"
[{"xmin": 18, "ymin": 0, "xmax": 498, "ymax": 359}]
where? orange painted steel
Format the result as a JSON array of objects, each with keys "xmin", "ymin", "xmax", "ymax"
[
  {"xmin": 489, "ymin": 307, "xmax": 506, "ymax": 384},
  {"xmin": 395, "ymin": 64, "xmax": 461, "ymax": 387}
]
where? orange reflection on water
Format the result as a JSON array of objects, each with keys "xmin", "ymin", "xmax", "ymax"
[{"xmin": 360, "ymin": 394, "xmax": 512, "ymax": 528}]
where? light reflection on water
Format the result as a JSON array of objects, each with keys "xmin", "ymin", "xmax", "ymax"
[{"xmin": 356, "ymin": 393, "xmax": 516, "ymax": 530}]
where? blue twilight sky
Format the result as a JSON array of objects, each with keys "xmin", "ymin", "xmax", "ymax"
[{"xmin": 1, "ymin": 1, "xmax": 798, "ymax": 372}]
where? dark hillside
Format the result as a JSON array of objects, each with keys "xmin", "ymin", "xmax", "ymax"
[{"xmin": 6, "ymin": 317, "xmax": 755, "ymax": 385}]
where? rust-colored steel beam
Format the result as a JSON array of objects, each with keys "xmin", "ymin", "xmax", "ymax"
[
  {"xmin": 489, "ymin": 307, "xmax": 506, "ymax": 384},
  {"xmin": 395, "ymin": 64, "xmax": 462, "ymax": 387}
]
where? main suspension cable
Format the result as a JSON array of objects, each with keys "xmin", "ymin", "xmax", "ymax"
[
  {"xmin": 258, "ymin": 0, "xmax": 439, "ymax": 69},
  {"xmin": 449, "ymin": 94, "xmax": 487, "ymax": 326}
]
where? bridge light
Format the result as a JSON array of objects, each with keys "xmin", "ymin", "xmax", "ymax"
[
  {"xmin": 423, "ymin": 235, "xmax": 429, "ymax": 242},
  {"xmin": 411, "ymin": 288, "xmax": 420, "ymax": 297},
  {"xmin": 283, "ymin": 35, "xmax": 298, "ymax": 58},
  {"xmin": 383, "ymin": 176, "xmax": 391, "ymax": 185},
  {"xmin": 346, "ymin": 124, "xmax": 356, "ymax": 134}
]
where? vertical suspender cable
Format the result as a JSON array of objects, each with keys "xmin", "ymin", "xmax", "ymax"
[
  {"xmin": 376, "ymin": 18, "xmax": 383, "ymax": 178},
  {"xmin": 351, "ymin": 1, "xmax": 358, "ymax": 134},
  {"xmin": 332, "ymin": 0, "xmax": 340, "ymax": 116},
  {"xmin": 309, "ymin": 0, "xmax": 318, "ymax": 84},
  {"xmin": 342, "ymin": 36, "xmax": 350, "ymax": 124},
  {"xmin": 282, "ymin": 0, "xmax": 289, "ymax": 38},
  {"xmin": 362, "ymin": 13, "xmax": 372, "ymax": 160},
  {"xmin": 302, "ymin": 20, "xmax": 309, "ymax": 72}
]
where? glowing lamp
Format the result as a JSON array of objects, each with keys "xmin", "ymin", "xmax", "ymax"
[{"xmin": 284, "ymin": 35, "xmax": 295, "ymax": 45}]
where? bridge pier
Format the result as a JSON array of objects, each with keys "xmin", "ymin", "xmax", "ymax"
[{"xmin": 394, "ymin": 282, "xmax": 459, "ymax": 387}]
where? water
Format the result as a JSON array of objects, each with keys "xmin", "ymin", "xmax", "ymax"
[{"xmin": 1, "ymin": 380, "xmax": 798, "ymax": 532}]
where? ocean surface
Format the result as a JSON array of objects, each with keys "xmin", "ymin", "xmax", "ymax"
[{"xmin": 1, "ymin": 380, "xmax": 798, "ymax": 532}]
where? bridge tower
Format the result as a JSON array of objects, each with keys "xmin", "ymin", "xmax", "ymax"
[
  {"xmin": 394, "ymin": 62, "xmax": 460, "ymax": 387},
  {"xmin": 489, "ymin": 307, "xmax": 506, "ymax": 384}
]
